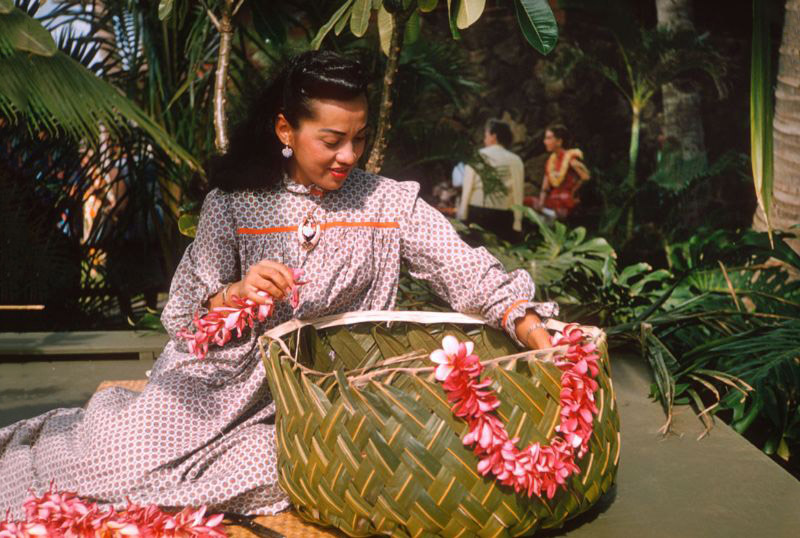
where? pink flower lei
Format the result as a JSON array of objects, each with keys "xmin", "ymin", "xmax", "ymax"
[
  {"xmin": 0, "ymin": 484, "xmax": 226, "ymax": 537},
  {"xmin": 177, "ymin": 268, "xmax": 308, "ymax": 360},
  {"xmin": 429, "ymin": 324, "xmax": 600, "ymax": 499}
]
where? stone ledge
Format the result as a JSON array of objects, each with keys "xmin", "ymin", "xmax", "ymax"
[{"xmin": 0, "ymin": 331, "xmax": 168, "ymax": 361}]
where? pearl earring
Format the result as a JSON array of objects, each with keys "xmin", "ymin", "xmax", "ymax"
[{"xmin": 281, "ymin": 145, "xmax": 293, "ymax": 158}]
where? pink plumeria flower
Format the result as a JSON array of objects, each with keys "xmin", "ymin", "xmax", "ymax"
[
  {"xmin": 430, "ymin": 335, "xmax": 475, "ymax": 381},
  {"xmin": 551, "ymin": 331, "xmax": 564, "ymax": 345},
  {"xmin": 178, "ymin": 268, "xmax": 309, "ymax": 360}
]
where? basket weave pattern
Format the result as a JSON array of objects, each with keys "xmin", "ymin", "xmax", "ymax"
[{"xmin": 260, "ymin": 312, "xmax": 620, "ymax": 537}]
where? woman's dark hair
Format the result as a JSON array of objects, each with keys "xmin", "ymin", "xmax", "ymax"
[
  {"xmin": 208, "ymin": 51, "xmax": 368, "ymax": 191},
  {"xmin": 485, "ymin": 118, "xmax": 513, "ymax": 147},
  {"xmin": 546, "ymin": 123, "xmax": 570, "ymax": 146}
]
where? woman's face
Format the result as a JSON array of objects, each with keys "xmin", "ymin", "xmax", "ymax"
[
  {"xmin": 277, "ymin": 96, "xmax": 368, "ymax": 191},
  {"xmin": 543, "ymin": 130, "xmax": 562, "ymax": 153}
]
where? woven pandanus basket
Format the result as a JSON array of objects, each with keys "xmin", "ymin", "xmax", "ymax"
[{"xmin": 259, "ymin": 311, "xmax": 620, "ymax": 538}]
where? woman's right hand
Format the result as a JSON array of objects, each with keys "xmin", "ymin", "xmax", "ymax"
[{"xmin": 231, "ymin": 260, "xmax": 296, "ymax": 305}]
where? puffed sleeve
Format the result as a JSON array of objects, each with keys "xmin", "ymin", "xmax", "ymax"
[
  {"xmin": 398, "ymin": 183, "xmax": 558, "ymax": 346},
  {"xmin": 161, "ymin": 188, "xmax": 240, "ymax": 340}
]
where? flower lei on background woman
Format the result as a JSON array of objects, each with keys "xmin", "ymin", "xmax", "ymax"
[
  {"xmin": 0, "ymin": 485, "xmax": 226, "ymax": 537},
  {"xmin": 545, "ymin": 148, "xmax": 584, "ymax": 188},
  {"xmin": 178, "ymin": 268, "xmax": 307, "ymax": 360},
  {"xmin": 430, "ymin": 324, "xmax": 599, "ymax": 499}
]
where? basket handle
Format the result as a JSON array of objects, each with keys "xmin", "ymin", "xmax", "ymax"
[{"xmin": 262, "ymin": 310, "xmax": 567, "ymax": 342}]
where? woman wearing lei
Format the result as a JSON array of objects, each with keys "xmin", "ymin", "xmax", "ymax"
[
  {"xmin": 535, "ymin": 124, "xmax": 591, "ymax": 219},
  {"xmin": 0, "ymin": 51, "xmax": 558, "ymax": 520}
]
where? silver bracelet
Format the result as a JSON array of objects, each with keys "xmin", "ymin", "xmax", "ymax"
[
  {"xmin": 221, "ymin": 283, "xmax": 233, "ymax": 305},
  {"xmin": 524, "ymin": 321, "xmax": 547, "ymax": 345}
]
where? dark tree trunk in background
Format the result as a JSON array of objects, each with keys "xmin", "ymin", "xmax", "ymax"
[
  {"xmin": 754, "ymin": 0, "xmax": 800, "ymax": 253},
  {"xmin": 366, "ymin": 8, "xmax": 413, "ymax": 174},
  {"xmin": 656, "ymin": 0, "xmax": 707, "ymax": 160}
]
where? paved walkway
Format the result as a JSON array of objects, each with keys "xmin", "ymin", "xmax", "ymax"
[
  {"xmin": 0, "ymin": 355, "xmax": 155, "ymax": 428},
  {"xmin": 539, "ymin": 353, "xmax": 800, "ymax": 538},
  {"xmin": 0, "ymin": 349, "xmax": 798, "ymax": 537}
]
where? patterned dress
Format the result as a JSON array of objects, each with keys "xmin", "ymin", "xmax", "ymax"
[{"xmin": 0, "ymin": 169, "xmax": 556, "ymax": 519}]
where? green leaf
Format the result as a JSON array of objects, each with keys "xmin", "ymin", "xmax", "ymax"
[
  {"xmin": 0, "ymin": 46, "xmax": 199, "ymax": 169},
  {"xmin": 0, "ymin": 0, "xmax": 13, "ymax": 15},
  {"xmin": 640, "ymin": 324, "xmax": 677, "ymax": 424},
  {"xmin": 335, "ymin": 4, "xmax": 353, "ymax": 35},
  {"xmin": 404, "ymin": 10, "xmax": 420, "ymax": 44},
  {"xmin": 0, "ymin": 7, "xmax": 57, "ymax": 57},
  {"xmin": 456, "ymin": 0, "xmax": 485, "ymax": 29},
  {"xmin": 445, "ymin": 0, "xmax": 461, "ymax": 39},
  {"xmin": 377, "ymin": 5, "xmax": 393, "ymax": 56},
  {"xmin": 513, "ymin": 0, "xmax": 558, "ymax": 55},
  {"xmin": 326, "ymin": 327, "xmax": 367, "ymax": 370},
  {"xmin": 157, "ymin": 0, "xmax": 174, "ymax": 21},
  {"xmin": 128, "ymin": 312, "xmax": 166, "ymax": 332},
  {"xmin": 750, "ymin": 0, "xmax": 774, "ymax": 243},
  {"xmin": 406, "ymin": 325, "xmax": 442, "ymax": 354},
  {"xmin": 311, "ymin": 0, "xmax": 355, "ymax": 50},
  {"xmin": 372, "ymin": 325, "xmax": 407, "ymax": 360},
  {"xmin": 178, "ymin": 213, "xmax": 199, "ymax": 238},
  {"xmin": 776, "ymin": 437, "xmax": 790, "ymax": 461},
  {"xmin": 418, "ymin": 0, "xmax": 438, "ymax": 12},
  {"xmin": 350, "ymin": 0, "xmax": 373, "ymax": 38},
  {"xmin": 334, "ymin": 367, "xmax": 359, "ymax": 414}
]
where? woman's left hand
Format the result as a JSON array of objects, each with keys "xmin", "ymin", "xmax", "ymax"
[
  {"xmin": 515, "ymin": 314, "xmax": 552, "ymax": 350},
  {"xmin": 527, "ymin": 327, "xmax": 552, "ymax": 350}
]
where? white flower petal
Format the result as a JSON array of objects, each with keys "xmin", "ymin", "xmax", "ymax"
[
  {"xmin": 435, "ymin": 364, "xmax": 454, "ymax": 381},
  {"xmin": 442, "ymin": 335, "xmax": 459, "ymax": 356},
  {"xmin": 430, "ymin": 349, "xmax": 448, "ymax": 365}
]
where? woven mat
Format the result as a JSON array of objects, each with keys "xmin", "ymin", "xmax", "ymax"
[
  {"xmin": 95, "ymin": 380, "xmax": 346, "ymax": 538},
  {"xmin": 225, "ymin": 512, "xmax": 346, "ymax": 537},
  {"xmin": 96, "ymin": 379, "xmax": 149, "ymax": 392}
]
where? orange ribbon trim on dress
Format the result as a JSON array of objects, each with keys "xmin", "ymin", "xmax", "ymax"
[
  {"xmin": 502, "ymin": 299, "xmax": 530, "ymax": 330},
  {"xmin": 237, "ymin": 221, "xmax": 399, "ymax": 235}
]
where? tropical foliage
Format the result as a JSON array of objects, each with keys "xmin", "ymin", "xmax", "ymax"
[
  {"xmin": 1, "ymin": 0, "xmax": 215, "ymax": 328},
  {"xmin": 310, "ymin": 0, "xmax": 558, "ymax": 172},
  {"xmin": 502, "ymin": 217, "xmax": 799, "ymax": 470},
  {"xmin": 580, "ymin": 29, "xmax": 727, "ymax": 241},
  {"xmin": 0, "ymin": 1, "xmax": 196, "ymax": 166}
]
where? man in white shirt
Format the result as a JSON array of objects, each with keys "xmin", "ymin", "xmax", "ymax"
[{"xmin": 456, "ymin": 119, "xmax": 525, "ymax": 243}]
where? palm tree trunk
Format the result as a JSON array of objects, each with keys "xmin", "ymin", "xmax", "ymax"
[
  {"xmin": 655, "ymin": 0, "xmax": 706, "ymax": 160},
  {"xmin": 213, "ymin": 0, "xmax": 235, "ymax": 154},
  {"xmin": 754, "ymin": 0, "xmax": 800, "ymax": 253},
  {"xmin": 365, "ymin": 8, "xmax": 412, "ymax": 174}
]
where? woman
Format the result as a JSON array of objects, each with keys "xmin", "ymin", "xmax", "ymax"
[
  {"xmin": 535, "ymin": 124, "xmax": 590, "ymax": 219},
  {"xmin": 0, "ymin": 51, "xmax": 557, "ymax": 518}
]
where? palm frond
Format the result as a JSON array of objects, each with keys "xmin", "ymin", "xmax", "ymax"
[
  {"xmin": 750, "ymin": 0, "xmax": 774, "ymax": 243},
  {"xmin": 0, "ymin": 6, "xmax": 199, "ymax": 169},
  {"xmin": 0, "ymin": 2, "xmax": 56, "ymax": 56}
]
